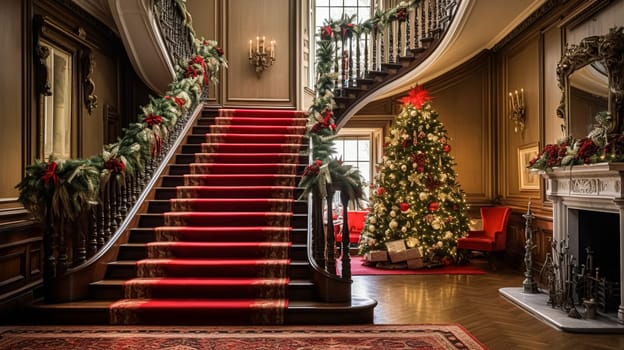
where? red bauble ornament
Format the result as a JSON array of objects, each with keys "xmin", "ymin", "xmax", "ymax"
[
  {"xmin": 377, "ymin": 187, "xmax": 385, "ymax": 196},
  {"xmin": 400, "ymin": 202, "xmax": 410, "ymax": 212},
  {"xmin": 428, "ymin": 202, "xmax": 440, "ymax": 212},
  {"xmin": 443, "ymin": 144, "xmax": 451, "ymax": 153}
]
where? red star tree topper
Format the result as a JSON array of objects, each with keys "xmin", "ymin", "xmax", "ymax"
[{"xmin": 399, "ymin": 85, "xmax": 431, "ymax": 109}]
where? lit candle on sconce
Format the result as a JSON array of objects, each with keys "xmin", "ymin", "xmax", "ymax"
[
  {"xmin": 508, "ymin": 87, "xmax": 526, "ymax": 133},
  {"xmin": 248, "ymin": 35, "xmax": 276, "ymax": 79}
]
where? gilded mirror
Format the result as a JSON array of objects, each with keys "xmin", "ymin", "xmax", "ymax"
[{"xmin": 556, "ymin": 26, "xmax": 624, "ymax": 138}]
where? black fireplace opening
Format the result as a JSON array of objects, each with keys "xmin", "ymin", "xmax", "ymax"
[{"xmin": 577, "ymin": 210, "xmax": 621, "ymax": 312}]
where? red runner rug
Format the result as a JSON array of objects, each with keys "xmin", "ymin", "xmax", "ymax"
[
  {"xmin": 109, "ymin": 109, "xmax": 307, "ymax": 325},
  {"xmin": 0, "ymin": 325, "xmax": 489, "ymax": 349}
]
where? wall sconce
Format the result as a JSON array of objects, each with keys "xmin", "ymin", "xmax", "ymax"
[
  {"xmin": 508, "ymin": 88, "xmax": 526, "ymax": 133},
  {"xmin": 248, "ymin": 36, "xmax": 275, "ymax": 78}
]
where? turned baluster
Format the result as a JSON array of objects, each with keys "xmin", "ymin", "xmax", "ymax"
[
  {"xmin": 87, "ymin": 206, "xmax": 98, "ymax": 257},
  {"xmin": 97, "ymin": 202, "xmax": 105, "ymax": 248},
  {"xmin": 57, "ymin": 220, "xmax": 68, "ymax": 273},
  {"xmin": 396, "ymin": 19, "xmax": 402, "ymax": 59},
  {"xmin": 44, "ymin": 204, "xmax": 57, "ymax": 279},
  {"xmin": 406, "ymin": 8, "xmax": 411, "ymax": 51},
  {"xmin": 380, "ymin": 27, "xmax": 385, "ymax": 65},
  {"xmin": 348, "ymin": 35, "xmax": 354, "ymax": 87},
  {"xmin": 341, "ymin": 38, "xmax": 348, "ymax": 90},
  {"xmin": 388, "ymin": 21, "xmax": 394, "ymax": 63},
  {"xmin": 417, "ymin": 3, "xmax": 423, "ymax": 48},
  {"xmin": 74, "ymin": 218, "xmax": 87, "ymax": 265},
  {"xmin": 364, "ymin": 32, "xmax": 369, "ymax": 76},
  {"xmin": 112, "ymin": 182, "xmax": 121, "ymax": 231},
  {"xmin": 119, "ymin": 181, "xmax": 128, "ymax": 221},
  {"xmin": 355, "ymin": 32, "xmax": 361, "ymax": 83},
  {"xmin": 372, "ymin": 29, "xmax": 378, "ymax": 71},
  {"xmin": 333, "ymin": 36, "xmax": 340, "ymax": 91},
  {"xmin": 103, "ymin": 184, "xmax": 112, "ymax": 241}
]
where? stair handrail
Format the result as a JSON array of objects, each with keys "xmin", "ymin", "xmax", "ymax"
[{"xmin": 16, "ymin": 2, "xmax": 227, "ymax": 301}]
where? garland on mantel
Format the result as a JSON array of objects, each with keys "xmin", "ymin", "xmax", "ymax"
[
  {"xmin": 16, "ymin": 2, "xmax": 227, "ymax": 224},
  {"xmin": 529, "ymin": 111, "xmax": 624, "ymax": 171}
]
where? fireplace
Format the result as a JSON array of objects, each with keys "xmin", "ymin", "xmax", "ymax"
[
  {"xmin": 545, "ymin": 162, "xmax": 624, "ymax": 324},
  {"xmin": 570, "ymin": 209, "xmax": 621, "ymax": 312},
  {"xmin": 573, "ymin": 210, "xmax": 620, "ymax": 283},
  {"xmin": 501, "ymin": 163, "xmax": 624, "ymax": 332}
]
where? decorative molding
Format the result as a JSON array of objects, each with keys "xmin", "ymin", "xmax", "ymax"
[
  {"xmin": 34, "ymin": 45, "xmax": 52, "ymax": 97},
  {"xmin": 42, "ymin": 0, "xmax": 118, "ymax": 41},
  {"xmin": 570, "ymin": 178, "xmax": 598, "ymax": 194},
  {"xmin": 71, "ymin": 0, "xmax": 118, "ymax": 33},
  {"xmin": 82, "ymin": 50, "xmax": 97, "ymax": 115},
  {"xmin": 556, "ymin": 26, "xmax": 624, "ymax": 134},
  {"xmin": 492, "ymin": 0, "xmax": 560, "ymax": 53}
]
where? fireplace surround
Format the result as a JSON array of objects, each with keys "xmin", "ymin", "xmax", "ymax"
[
  {"xmin": 501, "ymin": 163, "xmax": 624, "ymax": 332},
  {"xmin": 542, "ymin": 162, "xmax": 624, "ymax": 324}
]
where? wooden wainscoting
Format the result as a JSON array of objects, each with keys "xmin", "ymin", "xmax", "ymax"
[{"xmin": 0, "ymin": 221, "xmax": 43, "ymax": 320}]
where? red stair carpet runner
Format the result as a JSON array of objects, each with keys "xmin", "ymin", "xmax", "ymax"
[{"xmin": 109, "ymin": 109, "xmax": 307, "ymax": 325}]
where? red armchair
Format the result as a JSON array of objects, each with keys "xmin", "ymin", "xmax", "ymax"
[
  {"xmin": 335, "ymin": 210, "xmax": 368, "ymax": 245},
  {"xmin": 457, "ymin": 207, "xmax": 511, "ymax": 254}
]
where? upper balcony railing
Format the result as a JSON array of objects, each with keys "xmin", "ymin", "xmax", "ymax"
[{"xmin": 319, "ymin": 0, "xmax": 460, "ymax": 124}]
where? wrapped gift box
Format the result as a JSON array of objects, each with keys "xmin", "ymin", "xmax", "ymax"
[
  {"xmin": 364, "ymin": 250, "xmax": 388, "ymax": 262},
  {"xmin": 385, "ymin": 240, "xmax": 407, "ymax": 263},
  {"xmin": 407, "ymin": 258, "xmax": 424, "ymax": 269},
  {"xmin": 405, "ymin": 248, "xmax": 421, "ymax": 260}
]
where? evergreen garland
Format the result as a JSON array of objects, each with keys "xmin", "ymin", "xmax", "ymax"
[{"xmin": 16, "ymin": 6, "xmax": 227, "ymax": 224}]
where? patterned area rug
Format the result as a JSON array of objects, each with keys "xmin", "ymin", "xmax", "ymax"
[{"xmin": 0, "ymin": 325, "xmax": 488, "ymax": 349}]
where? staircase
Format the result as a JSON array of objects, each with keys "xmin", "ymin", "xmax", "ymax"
[
  {"xmin": 22, "ymin": 0, "xmax": 465, "ymax": 326},
  {"xmin": 27, "ymin": 108, "xmax": 376, "ymax": 325}
]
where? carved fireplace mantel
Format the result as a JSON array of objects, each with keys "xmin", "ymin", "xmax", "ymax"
[
  {"xmin": 543, "ymin": 162, "xmax": 624, "ymax": 200},
  {"xmin": 541, "ymin": 162, "xmax": 624, "ymax": 324}
]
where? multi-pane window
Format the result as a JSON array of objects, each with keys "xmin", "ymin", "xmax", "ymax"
[
  {"xmin": 315, "ymin": 0, "xmax": 372, "ymax": 32},
  {"xmin": 313, "ymin": 0, "xmax": 372, "ymax": 86},
  {"xmin": 334, "ymin": 137, "xmax": 371, "ymax": 206}
]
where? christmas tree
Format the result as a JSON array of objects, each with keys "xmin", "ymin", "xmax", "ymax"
[{"xmin": 359, "ymin": 86, "xmax": 470, "ymax": 265}]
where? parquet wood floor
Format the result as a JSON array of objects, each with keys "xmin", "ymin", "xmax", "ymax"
[{"xmin": 352, "ymin": 257, "xmax": 624, "ymax": 350}]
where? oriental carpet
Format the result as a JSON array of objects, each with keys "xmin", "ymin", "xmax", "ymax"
[{"xmin": 0, "ymin": 324, "xmax": 488, "ymax": 349}]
